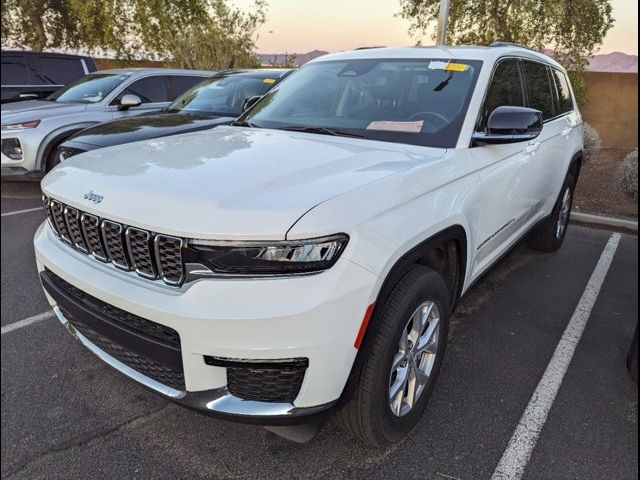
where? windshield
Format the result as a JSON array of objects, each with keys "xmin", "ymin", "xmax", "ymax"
[
  {"xmin": 238, "ymin": 58, "xmax": 482, "ymax": 148},
  {"xmin": 48, "ymin": 73, "xmax": 129, "ymax": 103},
  {"xmin": 168, "ymin": 74, "xmax": 279, "ymax": 116}
]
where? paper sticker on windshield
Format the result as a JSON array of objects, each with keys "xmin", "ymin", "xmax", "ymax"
[
  {"xmin": 428, "ymin": 61, "xmax": 469, "ymax": 72},
  {"xmin": 263, "ymin": 78, "xmax": 276, "ymax": 84},
  {"xmin": 366, "ymin": 120, "xmax": 423, "ymax": 133}
]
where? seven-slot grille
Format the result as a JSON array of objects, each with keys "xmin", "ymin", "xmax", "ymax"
[{"xmin": 42, "ymin": 195, "xmax": 185, "ymax": 286}]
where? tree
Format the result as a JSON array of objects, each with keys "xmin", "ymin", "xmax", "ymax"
[
  {"xmin": 165, "ymin": 0, "xmax": 267, "ymax": 70},
  {"xmin": 398, "ymin": 0, "xmax": 615, "ymax": 105},
  {"xmin": 1, "ymin": 0, "xmax": 266, "ymax": 69}
]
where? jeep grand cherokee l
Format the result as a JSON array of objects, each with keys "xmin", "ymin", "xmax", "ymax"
[{"xmin": 35, "ymin": 45, "xmax": 583, "ymax": 445}]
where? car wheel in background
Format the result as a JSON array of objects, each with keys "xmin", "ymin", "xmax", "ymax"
[{"xmin": 337, "ymin": 265, "xmax": 451, "ymax": 445}]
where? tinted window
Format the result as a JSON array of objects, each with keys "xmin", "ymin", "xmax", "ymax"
[
  {"xmin": 169, "ymin": 74, "xmax": 279, "ymax": 116},
  {"xmin": 522, "ymin": 61, "xmax": 555, "ymax": 120},
  {"xmin": 1, "ymin": 55, "xmax": 28, "ymax": 84},
  {"xmin": 49, "ymin": 73, "xmax": 128, "ymax": 103},
  {"xmin": 551, "ymin": 69, "xmax": 574, "ymax": 114},
  {"xmin": 479, "ymin": 59, "xmax": 524, "ymax": 129},
  {"xmin": 120, "ymin": 76, "xmax": 170, "ymax": 103},
  {"xmin": 31, "ymin": 57, "xmax": 85, "ymax": 85},
  {"xmin": 239, "ymin": 59, "xmax": 483, "ymax": 148},
  {"xmin": 170, "ymin": 76, "xmax": 208, "ymax": 99}
]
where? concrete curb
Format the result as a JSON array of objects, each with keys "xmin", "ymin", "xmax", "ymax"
[{"xmin": 571, "ymin": 212, "xmax": 638, "ymax": 232}]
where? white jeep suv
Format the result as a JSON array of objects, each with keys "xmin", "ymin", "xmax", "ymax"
[{"xmin": 35, "ymin": 45, "xmax": 583, "ymax": 445}]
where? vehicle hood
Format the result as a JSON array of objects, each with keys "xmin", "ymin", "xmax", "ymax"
[
  {"xmin": 1, "ymin": 100, "xmax": 87, "ymax": 122},
  {"xmin": 65, "ymin": 113, "xmax": 233, "ymax": 150},
  {"xmin": 42, "ymin": 126, "xmax": 446, "ymax": 240}
]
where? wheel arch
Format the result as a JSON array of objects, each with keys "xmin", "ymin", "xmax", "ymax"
[
  {"xmin": 36, "ymin": 122, "xmax": 99, "ymax": 171},
  {"xmin": 339, "ymin": 225, "xmax": 468, "ymax": 405},
  {"xmin": 568, "ymin": 149, "xmax": 583, "ymax": 179}
]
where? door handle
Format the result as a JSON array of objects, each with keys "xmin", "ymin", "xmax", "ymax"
[
  {"xmin": 561, "ymin": 127, "xmax": 572, "ymax": 136},
  {"xmin": 18, "ymin": 93, "xmax": 39, "ymax": 99},
  {"xmin": 524, "ymin": 142, "xmax": 541, "ymax": 155}
]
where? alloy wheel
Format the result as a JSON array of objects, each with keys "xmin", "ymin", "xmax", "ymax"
[{"xmin": 388, "ymin": 301, "xmax": 441, "ymax": 417}]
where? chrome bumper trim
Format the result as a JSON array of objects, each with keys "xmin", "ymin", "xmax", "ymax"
[{"xmin": 53, "ymin": 306, "xmax": 335, "ymax": 421}]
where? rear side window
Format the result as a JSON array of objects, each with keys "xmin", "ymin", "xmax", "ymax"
[
  {"xmin": 522, "ymin": 61, "xmax": 555, "ymax": 120},
  {"xmin": 30, "ymin": 56, "xmax": 85, "ymax": 85},
  {"xmin": 478, "ymin": 59, "xmax": 524, "ymax": 130},
  {"xmin": 121, "ymin": 76, "xmax": 170, "ymax": 103},
  {"xmin": 170, "ymin": 76, "xmax": 208, "ymax": 100},
  {"xmin": 551, "ymin": 69, "xmax": 574, "ymax": 115},
  {"xmin": 1, "ymin": 55, "xmax": 28, "ymax": 84}
]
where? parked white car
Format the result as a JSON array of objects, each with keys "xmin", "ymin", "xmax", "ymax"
[
  {"xmin": 35, "ymin": 44, "xmax": 583, "ymax": 445},
  {"xmin": 1, "ymin": 68, "xmax": 213, "ymax": 179}
]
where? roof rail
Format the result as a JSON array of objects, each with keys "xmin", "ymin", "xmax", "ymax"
[
  {"xmin": 489, "ymin": 41, "xmax": 539, "ymax": 53},
  {"xmin": 354, "ymin": 46, "xmax": 386, "ymax": 50}
]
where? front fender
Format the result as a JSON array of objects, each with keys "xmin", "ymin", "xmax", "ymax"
[{"xmin": 36, "ymin": 123, "xmax": 100, "ymax": 170}]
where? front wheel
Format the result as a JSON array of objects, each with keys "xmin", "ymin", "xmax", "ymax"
[
  {"xmin": 337, "ymin": 265, "xmax": 451, "ymax": 445},
  {"xmin": 528, "ymin": 172, "xmax": 576, "ymax": 252}
]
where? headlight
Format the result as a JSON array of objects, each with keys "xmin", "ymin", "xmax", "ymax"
[
  {"xmin": 58, "ymin": 146, "xmax": 84, "ymax": 161},
  {"xmin": 188, "ymin": 234, "xmax": 349, "ymax": 275},
  {"xmin": 1, "ymin": 120, "xmax": 40, "ymax": 131}
]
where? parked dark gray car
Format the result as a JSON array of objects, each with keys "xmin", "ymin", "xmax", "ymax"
[
  {"xmin": 57, "ymin": 69, "xmax": 292, "ymax": 160},
  {"xmin": 1, "ymin": 68, "xmax": 214, "ymax": 179}
]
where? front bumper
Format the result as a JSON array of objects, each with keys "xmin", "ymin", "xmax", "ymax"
[
  {"xmin": 34, "ymin": 221, "xmax": 379, "ymax": 422},
  {"xmin": 1, "ymin": 129, "xmax": 42, "ymax": 175}
]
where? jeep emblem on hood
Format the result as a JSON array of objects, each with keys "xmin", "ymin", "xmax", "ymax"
[{"xmin": 83, "ymin": 190, "xmax": 104, "ymax": 204}]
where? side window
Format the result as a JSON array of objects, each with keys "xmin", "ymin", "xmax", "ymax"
[
  {"xmin": 551, "ymin": 69, "xmax": 574, "ymax": 115},
  {"xmin": 120, "ymin": 76, "xmax": 170, "ymax": 103},
  {"xmin": 522, "ymin": 61, "xmax": 555, "ymax": 120},
  {"xmin": 30, "ymin": 57, "xmax": 85, "ymax": 85},
  {"xmin": 1, "ymin": 55, "xmax": 28, "ymax": 85},
  {"xmin": 478, "ymin": 59, "xmax": 524, "ymax": 130},
  {"xmin": 170, "ymin": 76, "xmax": 207, "ymax": 100}
]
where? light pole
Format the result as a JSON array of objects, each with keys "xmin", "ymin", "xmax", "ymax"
[{"xmin": 436, "ymin": 0, "xmax": 450, "ymax": 46}]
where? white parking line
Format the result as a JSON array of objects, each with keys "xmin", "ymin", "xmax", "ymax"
[
  {"xmin": 1, "ymin": 310, "xmax": 54, "ymax": 335},
  {"xmin": 1, "ymin": 207, "xmax": 42, "ymax": 217},
  {"xmin": 491, "ymin": 232, "xmax": 622, "ymax": 480}
]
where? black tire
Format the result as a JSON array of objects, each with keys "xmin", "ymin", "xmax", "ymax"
[
  {"xmin": 528, "ymin": 171, "xmax": 576, "ymax": 252},
  {"xmin": 45, "ymin": 147, "xmax": 63, "ymax": 172},
  {"xmin": 337, "ymin": 265, "xmax": 451, "ymax": 445}
]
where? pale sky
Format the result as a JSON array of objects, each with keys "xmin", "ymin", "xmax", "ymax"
[{"xmin": 232, "ymin": 0, "xmax": 638, "ymax": 55}]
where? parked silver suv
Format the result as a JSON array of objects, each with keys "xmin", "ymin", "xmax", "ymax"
[{"xmin": 1, "ymin": 68, "xmax": 213, "ymax": 179}]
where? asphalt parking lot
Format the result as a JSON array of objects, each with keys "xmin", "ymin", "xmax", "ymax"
[{"xmin": 1, "ymin": 181, "xmax": 637, "ymax": 480}]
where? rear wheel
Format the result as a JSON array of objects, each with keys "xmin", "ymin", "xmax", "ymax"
[
  {"xmin": 337, "ymin": 265, "xmax": 450, "ymax": 445},
  {"xmin": 528, "ymin": 172, "xmax": 576, "ymax": 252}
]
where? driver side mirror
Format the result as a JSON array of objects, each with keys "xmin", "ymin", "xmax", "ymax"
[
  {"xmin": 117, "ymin": 94, "xmax": 142, "ymax": 111},
  {"xmin": 472, "ymin": 106, "xmax": 543, "ymax": 145},
  {"xmin": 242, "ymin": 95, "xmax": 262, "ymax": 112}
]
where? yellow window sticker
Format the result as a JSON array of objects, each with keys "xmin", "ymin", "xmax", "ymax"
[
  {"xmin": 428, "ymin": 61, "xmax": 469, "ymax": 72},
  {"xmin": 444, "ymin": 62, "xmax": 469, "ymax": 72},
  {"xmin": 263, "ymin": 78, "xmax": 276, "ymax": 84}
]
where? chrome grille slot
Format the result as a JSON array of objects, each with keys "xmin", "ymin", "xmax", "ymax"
[
  {"xmin": 126, "ymin": 227, "xmax": 156, "ymax": 278},
  {"xmin": 41, "ymin": 196, "xmax": 186, "ymax": 286},
  {"xmin": 50, "ymin": 200, "xmax": 71, "ymax": 243},
  {"xmin": 102, "ymin": 220, "xmax": 130, "ymax": 270},
  {"xmin": 64, "ymin": 207, "xmax": 88, "ymax": 253},
  {"xmin": 42, "ymin": 195, "xmax": 58, "ymax": 235},
  {"xmin": 155, "ymin": 235, "xmax": 184, "ymax": 285},
  {"xmin": 81, "ymin": 214, "xmax": 107, "ymax": 261}
]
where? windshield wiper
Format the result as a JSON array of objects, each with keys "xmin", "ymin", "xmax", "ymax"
[
  {"xmin": 277, "ymin": 125, "xmax": 366, "ymax": 138},
  {"xmin": 231, "ymin": 120, "xmax": 260, "ymax": 128}
]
